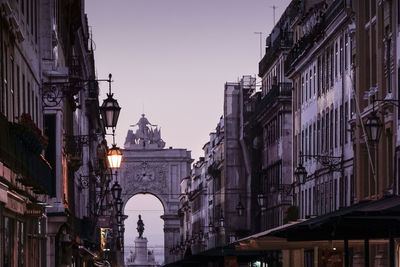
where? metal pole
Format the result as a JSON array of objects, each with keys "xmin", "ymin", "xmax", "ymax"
[
  {"xmin": 344, "ymin": 238, "xmax": 349, "ymax": 267},
  {"xmin": 364, "ymin": 238, "xmax": 369, "ymax": 267},
  {"xmin": 390, "ymin": 235, "xmax": 394, "ymax": 267}
]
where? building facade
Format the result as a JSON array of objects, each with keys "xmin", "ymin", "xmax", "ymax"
[
  {"xmin": 254, "ymin": 1, "xmax": 295, "ymax": 231},
  {"xmin": 0, "ymin": 0, "xmax": 113, "ymax": 266},
  {"xmin": 287, "ymin": 0, "xmax": 355, "ymax": 219}
]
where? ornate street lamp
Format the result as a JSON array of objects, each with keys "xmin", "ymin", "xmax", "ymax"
[
  {"xmin": 365, "ymin": 111, "xmax": 382, "ymax": 143},
  {"xmin": 257, "ymin": 194, "xmax": 267, "ymax": 212},
  {"xmin": 294, "ymin": 162, "xmax": 307, "ymax": 185},
  {"xmin": 219, "ymin": 212, "xmax": 224, "ymax": 228},
  {"xmin": 236, "ymin": 200, "xmax": 245, "ymax": 216},
  {"xmin": 115, "ymin": 198, "xmax": 123, "ymax": 213},
  {"xmin": 99, "ymin": 74, "xmax": 121, "ymax": 129},
  {"xmin": 111, "ymin": 181, "xmax": 122, "ymax": 200},
  {"xmin": 107, "ymin": 145, "xmax": 122, "ymax": 169},
  {"xmin": 116, "ymin": 212, "xmax": 123, "ymax": 224}
]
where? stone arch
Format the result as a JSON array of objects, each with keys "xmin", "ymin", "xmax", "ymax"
[
  {"xmin": 120, "ymin": 115, "xmax": 192, "ymax": 264},
  {"xmin": 121, "ymin": 191, "xmax": 167, "ymax": 216},
  {"xmin": 119, "ymin": 149, "xmax": 192, "ymax": 264}
]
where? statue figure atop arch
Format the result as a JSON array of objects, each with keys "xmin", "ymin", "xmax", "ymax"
[{"xmin": 124, "ymin": 114, "xmax": 166, "ymax": 149}]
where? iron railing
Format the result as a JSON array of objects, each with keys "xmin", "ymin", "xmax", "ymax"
[
  {"xmin": 259, "ymin": 31, "xmax": 293, "ymax": 76},
  {"xmin": 0, "ymin": 114, "xmax": 52, "ymax": 194},
  {"xmin": 284, "ymin": 0, "xmax": 346, "ymax": 74},
  {"xmin": 255, "ymin": 82, "xmax": 292, "ymax": 114}
]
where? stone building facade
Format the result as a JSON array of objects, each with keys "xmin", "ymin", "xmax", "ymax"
[
  {"xmin": 254, "ymin": 1, "xmax": 295, "ymax": 231},
  {"xmin": 287, "ymin": 0, "xmax": 355, "ymax": 219},
  {"xmin": 0, "ymin": 0, "xmax": 110, "ymax": 266}
]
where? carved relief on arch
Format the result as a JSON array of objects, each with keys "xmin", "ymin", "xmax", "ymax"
[{"xmin": 122, "ymin": 161, "xmax": 169, "ymax": 196}]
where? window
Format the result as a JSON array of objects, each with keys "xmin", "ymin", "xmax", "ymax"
[
  {"xmin": 11, "ymin": 57, "xmax": 14, "ymax": 122},
  {"xmin": 26, "ymin": 0, "xmax": 29, "ymax": 25},
  {"xmin": 345, "ymin": 34, "xmax": 348, "ymax": 70},
  {"xmin": 340, "ymin": 37, "xmax": 343, "ymax": 74},
  {"xmin": 330, "ymin": 109, "xmax": 333, "ymax": 150},
  {"xmin": 334, "ymin": 179, "xmax": 337, "ymax": 210},
  {"xmin": 3, "ymin": 45, "xmax": 8, "ymax": 117},
  {"xmin": 309, "ymin": 70, "xmax": 312, "ymax": 98},
  {"xmin": 340, "ymin": 104, "xmax": 343, "ymax": 145},
  {"xmin": 31, "ymin": 0, "xmax": 34, "ymax": 34},
  {"xmin": 4, "ymin": 217, "xmax": 13, "ymax": 267},
  {"xmin": 335, "ymin": 42, "xmax": 338, "ymax": 77},
  {"xmin": 317, "ymin": 117, "xmax": 320, "ymax": 154},
  {"xmin": 335, "ymin": 108, "xmax": 338, "ymax": 148},
  {"xmin": 308, "ymin": 125, "xmax": 311, "ymax": 159},
  {"xmin": 317, "ymin": 57, "xmax": 321, "ymax": 96},
  {"xmin": 325, "ymin": 112, "xmax": 329, "ymax": 152},
  {"xmin": 321, "ymin": 116, "xmax": 325, "ymax": 152},
  {"xmin": 313, "ymin": 65, "xmax": 316, "ymax": 95},
  {"xmin": 17, "ymin": 221, "xmax": 24, "ymax": 267},
  {"xmin": 345, "ymin": 101, "xmax": 349, "ymax": 144},
  {"xmin": 17, "ymin": 66, "xmax": 20, "ymax": 117},
  {"xmin": 305, "ymin": 128, "xmax": 308, "ymax": 158},
  {"xmin": 22, "ymin": 74, "xmax": 26, "ymax": 113},
  {"xmin": 330, "ymin": 46, "xmax": 334, "ymax": 86},
  {"xmin": 305, "ymin": 74, "xmax": 308, "ymax": 101},
  {"xmin": 27, "ymin": 82, "xmax": 31, "ymax": 115},
  {"xmin": 313, "ymin": 122, "xmax": 316, "ymax": 155}
]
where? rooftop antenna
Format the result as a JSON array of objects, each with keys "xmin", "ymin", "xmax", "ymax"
[
  {"xmin": 270, "ymin": 5, "xmax": 277, "ymax": 26},
  {"xmin": 254, "ymin": 32, "xmax": 263, "ymax": 60}
]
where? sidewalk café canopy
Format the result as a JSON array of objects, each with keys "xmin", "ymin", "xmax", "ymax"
[
  {"xmin": 164, "ymin": 244, "xmax": 270, "ymax": 266},
  {"xmin": 236, "ymin": 195, "xmax": 400, "ymax": 247},
  {"xmin": 269, "ymin": 195, "xmax": 400, "ymax": 241}
]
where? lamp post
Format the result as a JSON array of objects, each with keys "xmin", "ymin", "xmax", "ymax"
[
  {"xmin": 99, "ymin": 73, "xmax": 124, "ymax": 265},
  {"xmin": 99, "ymin": 74, "xmax": 121, "ymax": 130},
  {"xmin": 294, "ymin": 162, "xmax": 307, "ymax": 185},
  {"xmin": 236, "ymin": 200, "xmax": 245, "ymax": 217},
  {"xmin": 257, "ymin": 194, "xmax": 267, "ymax": 212},
  {"xmin": 365, "ymin": 111, "xmax": 382, "ymax": 143}
]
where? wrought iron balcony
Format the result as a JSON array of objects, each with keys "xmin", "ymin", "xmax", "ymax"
[
  {"xmin": 0, "ymin": 114, "xmax": 52, "ymax": 194},
  {"xmin": 284, "ymin": 0, "xmax": 346, "ymax": 74},
  {"xmin": 259, "ymin": 31, "xmax": 293, "ymax": 77},
  {"xmin": 255, "ymin": 82, "xmax": 292, "ymax": 114}
]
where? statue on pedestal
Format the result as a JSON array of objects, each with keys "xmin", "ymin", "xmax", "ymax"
[{"xmin": 137, "ymin": 214, "xmax": 145, "ymax": 238}]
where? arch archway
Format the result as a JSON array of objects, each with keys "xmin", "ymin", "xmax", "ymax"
[{"xmin": 120, "ymin": 115, "xmax": 192, "ymax": 264}]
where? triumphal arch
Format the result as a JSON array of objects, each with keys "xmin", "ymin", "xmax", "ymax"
[{"xmin": 120, "ymin": 114, "xmax": 192, "ymax": 264}]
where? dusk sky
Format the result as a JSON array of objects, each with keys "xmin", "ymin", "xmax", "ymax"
[{"xmin": 85, "ymin": 0, "xmax": 290, "ymax": 263}]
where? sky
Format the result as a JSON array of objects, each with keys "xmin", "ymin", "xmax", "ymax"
[{"xmin": 85, "ymin": 0, "xmax": 291, "ymax": 263}]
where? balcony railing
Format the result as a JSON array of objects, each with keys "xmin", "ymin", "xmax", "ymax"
[
  {"xmin": 0, "ymin": 114, "xmax": 52, "ymax": 194},
  {"xmin": 284, "ymin": 0, "xmax": 346, "ymax": 74},
  {"xmin": 259, "ymin": 31, "xmax": 293, "ymax": 77},
  {"xmin": 255, "ymin": 82, "xmax": 292, "ymax": 114}
]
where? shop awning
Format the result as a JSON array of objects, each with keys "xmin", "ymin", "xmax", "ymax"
[{"xmin": 268, "ymin": 195, "xmax": 400, "ymax": 241}]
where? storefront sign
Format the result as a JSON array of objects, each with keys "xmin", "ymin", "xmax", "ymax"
[{"xmin": 98, "ymin": 215, "xmax": 111, "ymax": 228}]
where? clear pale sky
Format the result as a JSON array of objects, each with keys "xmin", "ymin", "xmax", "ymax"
[{"xmin": 85, "ymin": 0, "xmax": 290, "ymax": 263}]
